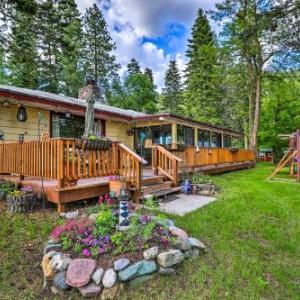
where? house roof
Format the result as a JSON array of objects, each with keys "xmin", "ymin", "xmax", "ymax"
[
  {"xmin": 0, "ymin": 84, "xmax": 242, "ymax": 136},
  {"xmin": 0, "ymin": 85, "xmax": 146, "ymax": 121}
]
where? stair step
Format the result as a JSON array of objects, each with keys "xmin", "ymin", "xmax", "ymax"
[
  {"xmin": 142, "ymin": 181, "xmax": 172, "ymax": 195},
  {"xmin": 144, "ymin": 186, "xmax": 182, "ymax": 198},
  {"xmin": 142, "ymin": 176, "xmax": 165, "ymax": 185}
]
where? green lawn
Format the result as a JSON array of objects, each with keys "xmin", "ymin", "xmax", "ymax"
[{"xmin": 0, "ymin": 164, "xmax": 299, "ymax": 299}]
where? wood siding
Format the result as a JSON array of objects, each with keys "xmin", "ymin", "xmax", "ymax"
[
  {"xmin": 0, "ymin": 103, "xmax": 50, "ymax": 141},
  {"xmin": 106, "ymin": 120, "xmax": 134, "ymax": 149}
]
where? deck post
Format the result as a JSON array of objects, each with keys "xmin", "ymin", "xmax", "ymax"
[
  {"xmin": 172, "ymin": 159, "xmax": 178, "ymax": 186},
  {"xmin": 171, "ymin": 123, "xmax": 177, "ymax": 149},
  {"xmin": 194, "ymin": 128, "xmax": 198, "ymax": 146},
  {"xmin": 153, "ymin": 146, "xmax": 158, "ymax": 175}
]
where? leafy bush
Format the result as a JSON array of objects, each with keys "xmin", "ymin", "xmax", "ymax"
[
  {"xmin": 95, "ymin": 208, "xmax": 116, "ymax": 235},
  {"xmin": 192, "ymin": 172, "xmax": 213, "ymax": 184}
]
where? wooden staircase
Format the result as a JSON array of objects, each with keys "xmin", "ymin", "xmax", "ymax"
[{"xmin": 141, "ymin": 175, "xmax": 182, "ymax": 199}]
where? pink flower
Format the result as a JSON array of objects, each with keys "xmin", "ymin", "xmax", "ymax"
[{"xmin": 82, "ymin": 248, "xmax": 91, "ymax": 257}]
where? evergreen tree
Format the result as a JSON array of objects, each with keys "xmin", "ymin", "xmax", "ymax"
[
  {"xmin": 184, "ymin": 9, "xmax": 221, "ymax": 124},
  {"xmin": 83, "ymin": 4, "xmax": 118, "ymax": 101},
  {"xmin": 127, "ymin": 58, "xmax": 141, "ymax": 75},
  {"xmin": 144, "ymin": 67, "xmax": 154, "ymax": 84},
  {"xmin": 0, "ymin": 48, "xmax": 8, "ymax": 84},
  {"xmin": 8, "ymin": 3, "xmax": 39, "ymax": 89},
  {"xmin": 57, "ymin": 0, "xmax": 84, "ymax": 97},
  {"xmin": 37, "ymin": 0, "xmax": 60, "ymax": 93},
  {"xmin": 161, "ymin": 60, "xmax": 183, "ymax": 113}
]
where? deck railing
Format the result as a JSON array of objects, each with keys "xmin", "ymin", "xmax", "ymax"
[
  {"xmin": 0, "ymin": 138, "xmax": 145, "ymax": 199},
  {"xmin": 152, "ymin": 145, "xmax": 182, "ymax": 185},
  {"xmin": 171, "ymin": 146, "xmax": 255, "ymax": 168}
]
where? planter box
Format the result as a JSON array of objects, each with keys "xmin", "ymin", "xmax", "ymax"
[
  {"xmin": 76, "ymin": 138, "xmax": 112, "ymax": 151},
  {"xmin": 109, "ymin": 180, "xmax": 128, "ymax": 197}
]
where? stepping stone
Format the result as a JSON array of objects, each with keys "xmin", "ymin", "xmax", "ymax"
[{"xmin": 66, "ymin": 259, "xmax": 96, "ymax": 288}]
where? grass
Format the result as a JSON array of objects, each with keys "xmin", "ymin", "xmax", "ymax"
[{"xmin": 0, "ymin": 163, "xmax": 299, "ymax": 299}]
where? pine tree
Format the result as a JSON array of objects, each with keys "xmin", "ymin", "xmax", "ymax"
[
  {"xmin": 184, "ymin": 8, "xmax": 221, "ymax": 124},
  {"xmin": 8, "ymin": 3, "xmax": 39, "ymax": 89},
  {"xmin": 144, "ymin": 67, "xmax": 154, "ymax": 84},
  {"xmin": 83, "ymin": 4, "xmax": 118, "ymax": 101},
  {"xmin": 161, "ymin": 60, "xmax": 183, "ymax": 113},
  {"xmin": 57, "ymin": 0, "xmax": 84, "ymax": 97},
  {"xmin": 37, "ymin": 0, "xmax": 60, "ymax": 93},
  {"xmin": 127, "ymin": 58, "xmax": 141, "ymax": 75},
  {"xmin": 0, "ymin": 48, "xmax": 8, "ymax": 84}
]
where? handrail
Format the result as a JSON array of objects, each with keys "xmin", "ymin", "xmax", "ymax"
[
  {"xmin": 155, "ymin": 145, "xmax": 183, "ymax": 162},
  {"xmin": 118, "ymin": 143, "xmax": 147, "ymax": 164},
  {"xmin": 153, "ymin": 145, "xmax": 181, "ymax": 185}
]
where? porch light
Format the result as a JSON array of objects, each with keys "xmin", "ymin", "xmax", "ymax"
[{"xmin": 16, "ymin": 104, "xmax": 27, "ymax": 122}]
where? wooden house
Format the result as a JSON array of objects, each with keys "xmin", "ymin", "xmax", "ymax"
[{"xmin": 0, "ymin": 85, "xmax": 255, "ymax": 211}]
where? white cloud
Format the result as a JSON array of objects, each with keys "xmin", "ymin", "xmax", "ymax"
[{"xmin": 76, "ymin": 0, "xmax": 219, "ymax": 90}]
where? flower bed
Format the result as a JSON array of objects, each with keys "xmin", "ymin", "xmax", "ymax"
[{"xmin": 42, "ymin": 198, "xmax": 206, "ymax": 298}]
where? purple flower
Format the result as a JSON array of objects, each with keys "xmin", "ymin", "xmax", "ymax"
[
  {"xmin": 140, "ymin": 214, "xmax": 151, "ymax": 224},
  {"xmin": 82, "ymin": 248, "xmax": 91, "ymax": 257}
]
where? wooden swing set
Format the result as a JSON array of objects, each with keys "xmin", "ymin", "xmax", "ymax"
[{"xmin": 267, "ymin": 130, "xmax": 300, "ymax": 181}]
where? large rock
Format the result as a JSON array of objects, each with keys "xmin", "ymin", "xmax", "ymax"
[
  {"xmin": 143, "ymin": 246, "xmax": 159, "ymax": 260},
  {"xmin": 92, "ymin": 267, "xmax": 104, "ymax": 285},
  {"xmin": 168, "ymin": 226, "xmax": 188, "ymax": 239},
  {"xmin": 66, "ymin": 259, "xmax": 96, "ymax": 288},
  {"xmin": 42, "ymin": 253, "xmax": 54, "ymax": 279},
  {"xmin": 102, "ymin": 268, "xmax": 117, "ymax": 288},
  {"xmin": 188, "ymin": 237, "xmax": 206, "ymax": 250},
  {"xmin": 64, "ymin": 210, "xmax": 79, "ymax": 219},
  {"xmin": 113, "ymin": 258, "xmax": 130, "ymax": 271},
  {"xmin": 78, "ymin": 283, "xmax": 102, "ymax": 297},
  {"xmin": 53, "ymin": 271, "xmax": 70, "ymax": 290},
  {"xmin": 158, "ymin": 267, "xmax": 176, "ymax": 275},
  {"xmin": 51, "ymin": 253, "xmax": 71, "ymax": 272},
  {"xmin": 128, "ymin": 274, "xmax": 153, "ymax": 289},
  {"xmin": 101, "ymin": 284, "xmax": 124, "ymax": 300},
  {"xmin": 174, "ymin": 237, "xmax": 191, "ymax": 251},
  {"xmin": 118, "ymin": 260, "xmax": 157, "ymax": 281},
  {"xmin": 157, "ymin": 249, "xmax": 184, "ymax": 268}
]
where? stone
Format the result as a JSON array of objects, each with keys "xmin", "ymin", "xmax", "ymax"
[
  {"xmin": 78, "ymin": 283, "xmax": 102, "ymax": 297},
  {"xmin": 128, "ymin": 274, "xmax": 153, "ymax": 289},
  {"xmin": 143, "ymin": 246, "xmax": 159, "ymax": 260},
  {"xmin": 101, "ymin": 284, "xmax": 124, "ymax": 300},
  {"xmin": 113, "ymin": 258, "xmax": 130, "ymax": 271},
  {"xmin": 66, "ymin": 258, "xmax": 96, "ymax": 288},
  {"xmin": 184, "ymin": 248, "xmax": 200, "ymax": 259},
  {"xmin": 188, "ymin": 237, "xmax": 206, "ymax": 250},
  {"xmin": 42, "ymin": 253, "xmax": 54, "ymax": 279},
  {"xmin": 51, "ymin": 254, "xmax": 71, "ymax": 272},
  {"xmin": 157, "ymin": 250, "xmax": 184, "ymax": 268},
  {"xmin": 43, "ymin": 244, "xmax": 62, "ymax": 254},
  {"xmin": 92, "ymin": 267, "xmax": 104, "ymax": 285},
  {"xmin": 118, "ymin": 260, "xmax": 157, "ymax": 281},
  {"xmin": 168, "ymin": 226, "xmax": 188, "ymax": 239},
  {"xmin": 50, "ymin": 285, "xmax": 63, "ymax": 295},
  {"xmin": 53, "ymin": 271, "xmax": 70, "ymax": 290},
  {"xmin": 102, "ymin": 268, "xmax": 117, "ymax": 288},
  {"xmin": 158, "ymin": 267, "xmax": 176, "ymax": 275},
  {"xmin": 47, "ymin": 250, "xmax": 59, "ymax": 259},
  {"xmin": 174, "ymin": 237, "xmax": 191, "ymax": 251},
  {"xmin": 64, "ymin": 210, "xmax": 79, "ymax": 219}
]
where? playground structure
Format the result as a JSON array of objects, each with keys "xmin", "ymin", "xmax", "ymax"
[{"xmin": 268, "ymin": 130, "xmax": 300, "ymax": 181}]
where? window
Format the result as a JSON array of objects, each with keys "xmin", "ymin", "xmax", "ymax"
[
  {"xmin": 51, "ymin": 113, "xmax": 103, "ymax": 138},
  {"xmin": 198, "ymin": 130, "xmax": 210, "ymax": 147},
  {"xmin": 152, "ymin": 125, "xmax": 172, "ymax": 145},
  {"xmin": 177, "ymin": 125, "xmax": 194, "ymax": 146},
  {"xmin": 211, "ymin": 132, "xmax": 222, "ymax": 148},
  {"xmin": 223, "ymin": 135, "xmax": 231, "ymax": 148}
]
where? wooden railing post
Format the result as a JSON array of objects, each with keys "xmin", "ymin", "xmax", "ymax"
[
  {"xmin": 172, "ymin": 158, "xmax": 178, "ymax": 186},
  {"xmin": 58, "ymin": 139, "xmax": 65, "ymax": 188},
  {"xmin": 153, "ymin": 146, "xmax": 158, "ymax": 176}
]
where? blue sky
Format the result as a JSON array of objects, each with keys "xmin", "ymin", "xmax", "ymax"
[{"xmin": 76, "ymin": 0, "xmax": 220, "ymax": 90}]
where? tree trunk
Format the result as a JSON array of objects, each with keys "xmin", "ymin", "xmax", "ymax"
[
  {"xmin": 83, "ymin": 85, "xmax": 95, "ymax": 137},
  {"xmin": 249, "ymin": 75, "xmax": 261, "ymax": 151}
]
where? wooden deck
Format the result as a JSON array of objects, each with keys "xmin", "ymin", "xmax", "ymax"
[{"xmin": 0, "ymin": 138, "xmax": 255, "ymax": 211}]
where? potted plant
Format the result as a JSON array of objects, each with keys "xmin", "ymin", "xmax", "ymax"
[{"xmin": 108, "ymin": 175, "xmax": 127, "ymax": 197}]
